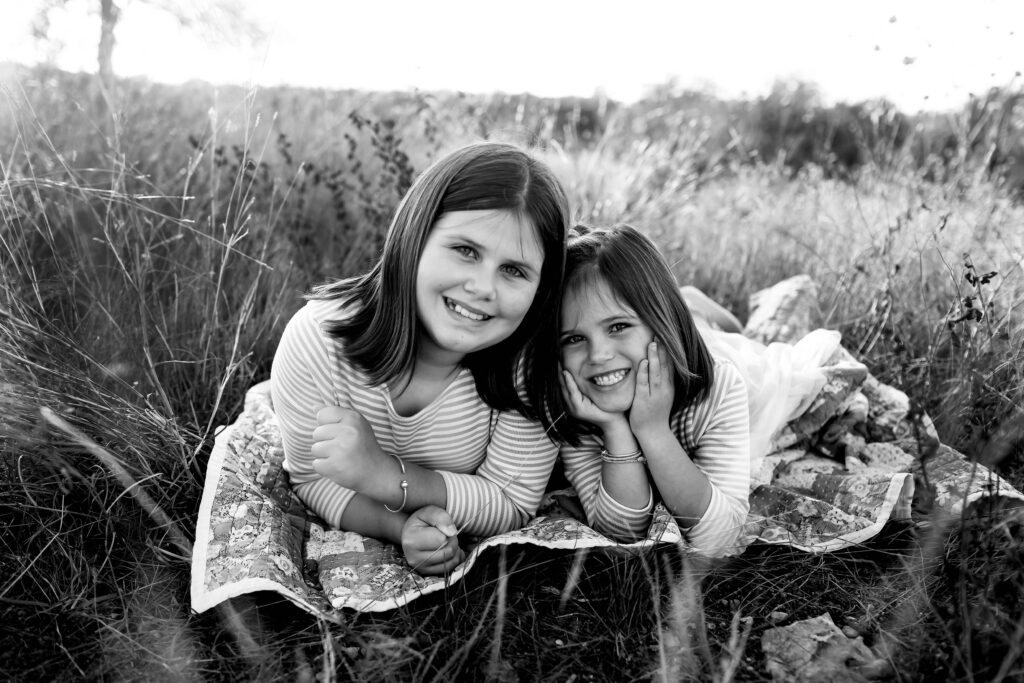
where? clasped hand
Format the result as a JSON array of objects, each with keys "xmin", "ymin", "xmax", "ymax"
[
  {"xmin": 310, "ymin": 405, "xmax": 387, "ymax": 491},
  {"xmin": 401, "ymin": 505, "xmax": 466, "ymax": 575}
]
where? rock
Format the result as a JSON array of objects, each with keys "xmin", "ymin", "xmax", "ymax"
[
  {"xmin": 745, "ymin": 275, "xmax": 821, "ymax": 345},
  {"xmin": 762, "ymin": 612, "xmax": 892, "ymax": 682},
  {"xmin": 860, "ymin": 375, "xmax": 911, "ymax": 441}
]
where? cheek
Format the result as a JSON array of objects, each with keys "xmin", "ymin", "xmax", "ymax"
[
  {"xmin": 561, "ymin": 348, "xmax": 587, "ymax": 382},
  {"xmin": 506, "ymin": 283, "xmax": 540, "ymax": 320}
]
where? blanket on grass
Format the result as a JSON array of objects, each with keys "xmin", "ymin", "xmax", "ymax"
[{"xmin": 190, "ymin": 277, "xmax": 1024, "ymax": 618}]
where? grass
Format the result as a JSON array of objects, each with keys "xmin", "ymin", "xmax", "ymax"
[{"xmin": 2, "ymin": 67, "xmax": 1023, "ymax": 680}]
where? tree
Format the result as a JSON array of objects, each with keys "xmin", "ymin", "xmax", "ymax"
[{"xmin": 31, "ymin": 0, "xmax": 265, "ymax": 110}]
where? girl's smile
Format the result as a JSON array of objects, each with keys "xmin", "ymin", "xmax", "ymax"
[
  {"xmin": 560, "ymin": 279, "xmax": 655, "ymax": 414},
  {"xmin": 591, "ymin": 368, "xmax": 629, "ymax": 386},
  {"xmin": 416, "ymin": 209, "xmax": 543, "ymax": 365},
  {"xmin": 444, "ymin": 296, "xmax": 492, "ymax": 322}
]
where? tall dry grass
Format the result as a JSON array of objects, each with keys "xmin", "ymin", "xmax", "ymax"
[{"xmin": 1, "ymin": 66, "xmax": 1023, "ymax": 680}]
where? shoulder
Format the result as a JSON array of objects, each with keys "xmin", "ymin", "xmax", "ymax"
[
  {"xmin": 680, "ymin": 358, "xmax": 747, "ymax": 426},
  {"xmin": 304, "ymin": 297, "xmax": 354, "ymax": 327},
  {"xmin": 276, "ymin": 299, "xmax": 357, "ymax": 370},
  {"xmin": 710, "ymin": 357, "xmax": 745, "ymax": 397},
  {"xmin": 702, "ymin": 358, "xmax": 748, "ymax": 415},
  {"xmin": 282, "ymin": 299, "xmax": 353, "ymax": 340}
]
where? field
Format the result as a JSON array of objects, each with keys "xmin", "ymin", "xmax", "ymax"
[{"xmin": 2, "ymin": 66, "xmax": 1023, "ymax": 681}]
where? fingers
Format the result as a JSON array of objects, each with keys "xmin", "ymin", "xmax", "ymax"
[
  {"xmin": 657, "ymin": 341, "xmax": 674, "ymax": 389},
  {"xmin": 311, "ymin": 421, "xmax": 358, "ymax": 444},
  {"xmin": 561, "ymin": 370, "xmax": 580, "ymax": 401},
  {"xmin": 642, "ymin": 340, "xmax": 673, "ymax": 394},
  {"xmin": 411, "ymin": 504, "xmax": 459, "ymax": 537},
  {"xmin": 411, "ymin": 540, "xmax": 466, "ymax": 576},
  {"xmin": 403, "ymin": 506, "xmax": 465, "ymax": 575},
  {"xmin": 561, "ymin": 370, "xmax": 588, "ymax": 416},
  {"xmin": 635, "ymin": 358, "xmax": 650, "ymax": 395},
  {"xmin": 316, "ymin": 405, "xmax": 351, "ymax": 426},
  {"xmin": 311, "ymin": 456, "xmax": 328, "ymax": 477},
  {"xmin": 647, "ymin": 341, "xmax": 661, "ymax": 389}
]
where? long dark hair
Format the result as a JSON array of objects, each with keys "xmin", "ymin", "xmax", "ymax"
[
  {"xmin": 556, "ymin": 223, "xmax": 715, "ymax": 444},
  {"xmin": 311, "ymin": 142, "xmax": 570, "ymax": 436}
]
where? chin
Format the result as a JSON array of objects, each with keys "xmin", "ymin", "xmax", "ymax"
[{"xmin": 588, "ymin": 391, "xmax": 634, "ymax": 415}]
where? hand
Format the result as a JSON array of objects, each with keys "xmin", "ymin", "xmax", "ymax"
[
  {"xmin": 560, "ymin": 369, "xmax": 628, "ymax": 432},
  {"xmin": 401, "ymin": 505, "xmax": 466, "ymax": 576},
  {"xmin": 310, "ymin": 406, "xmax": 387, "ymax": 491},
  {"xmin": 629, "ymin": 341, "xmax": 675, "ymax": 437}
]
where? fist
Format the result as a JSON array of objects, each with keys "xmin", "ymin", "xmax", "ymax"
[
  {"xmin": 310, "ymin": 406, "xmax": 385, "ymax": 490},
  {"xmin": 401, "ymin": 505, "xmax": 466, "ymax": 576}
]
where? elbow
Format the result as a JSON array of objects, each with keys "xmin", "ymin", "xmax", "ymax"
[
  {"xmin": 684, "ymin": 500, "xmax": 750, "ymax": 558},
  {"xmin": 483, "ymin": 504, "xmax": 532, "ymax": 537},
  {"xmin": 593, "ymin": 516, "xmax": 650, "ymax": 544}
]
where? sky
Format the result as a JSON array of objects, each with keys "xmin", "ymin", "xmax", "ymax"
[{"xmin": 1, "ymin": 0, "xmax": 1022, "ymax": 112}]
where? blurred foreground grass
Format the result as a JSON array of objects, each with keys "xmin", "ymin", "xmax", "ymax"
[{"xmin": 1, "ymin": 68, "xmax": 1022, "ymax": 680}]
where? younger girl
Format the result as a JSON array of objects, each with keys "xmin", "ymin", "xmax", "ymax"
[
  {"xmin": 557, "ymin": 224, "xmax": 751, "ymax": 557},
  {"xmin": 271, "ymin": 142, "xmax": 570, "ymax": 575}
]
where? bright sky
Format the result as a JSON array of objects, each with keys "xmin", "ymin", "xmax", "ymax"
[{"xmin": 2, "ymin": 0, "xmax": 1021, "ymax": 112}]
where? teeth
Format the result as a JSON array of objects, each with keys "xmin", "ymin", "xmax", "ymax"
[
  {"xmin": 447, "ymin": 298, "xmax": 489, "ymax": 321},
  {"xmin": 593, "ymin": 369, "xmax": 627, "ymax": 386}
]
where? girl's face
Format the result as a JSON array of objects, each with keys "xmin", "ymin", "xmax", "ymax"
[
  {"xmin": 560, "ymin": 278, "xmax": 655, "ymax": 414},
  {"xmin": 416, "ymin": 209, "xmax": 544, "ymax": 364}
]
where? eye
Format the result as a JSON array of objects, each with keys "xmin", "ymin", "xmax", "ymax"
[
  {"xmin": 500, "ymin": 264, "xmax": 528, "ymax": 279},
  {"xmin": 560, "ymin": 334, "xmax": 584, "ymax": 346},
  {"xmin": 453, "ymin": 245, "xmax": 477, "ymax": 259},
  {"xmin": 609, "ymin": 322, "xmax": 631, "ymax": 334}
]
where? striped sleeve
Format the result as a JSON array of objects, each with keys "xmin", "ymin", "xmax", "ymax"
[
  {"xmin": 682, "ymin": 360, "xmax": 751, "ymax": 557},
  {"xmin": 559, "ymin": 437, "xmax": 653, "ymax": 541},
  {"xmin": 270, "ymin": 303, "xmax": 358, "ymax": 527},
  {"xmin": 440, "ymin": 408, "xmax": 559, "ymax": 537}
]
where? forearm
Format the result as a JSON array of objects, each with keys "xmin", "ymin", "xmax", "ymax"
[
  {"xmin": 561, "ymin": 435, "xmax": 653, "ymax": 541},
  {"xmin": 355, "ymin": 456, "xmax": 449, "ymax": 512},
  {"xmin": 337, "ymin": 493, "xmax": 409, "ymax": 543},
  {"xmin": 599, "ymin": 420, "xmax": 651, "ymax": 509},
  {"xmin": 638, "ymin": 428, "xmax": 713, "ymax": 527}
]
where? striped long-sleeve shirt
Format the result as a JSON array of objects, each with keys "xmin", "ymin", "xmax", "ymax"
[
  {"xmin": 270, "ymin": 299, "xmax": 559, "ymax": 537},
  {"xmin": 559, "ymin": 358, "xmax": 751, "ymax": 557}
]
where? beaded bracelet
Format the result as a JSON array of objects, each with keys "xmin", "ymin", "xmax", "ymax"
[
  {"xmin": 383, "ymin": 455, "xmax": 409, "ymax": 513},
  {"xmin": 600, "ymin": 448, "xmax": 646, "ymax": 464}
]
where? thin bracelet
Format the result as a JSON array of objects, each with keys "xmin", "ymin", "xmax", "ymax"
[
  {"xmin": 600, "ymin": 448, "xmax": 646, "ymax": 464},
  {"xmin": 383, "ymin": 455, "xmax": 409, "ymax": 513}
]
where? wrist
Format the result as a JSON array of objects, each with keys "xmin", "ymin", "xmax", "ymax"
[
  {"xmin": 635, "ymin": 427, "xmax": 678, "ymax": 458},
  {"xmin": 387, "ymin": 509, "xmax": 409, "ymax": 541},
  {"xmin": 382, "ymin": 453, "xmax": 409, "ymax": 513},
  {"xmin": 600, "ymin": 417, "xmax": 635, "ymax": 445},
  {"xmin": 601, "ymin": 447, "xmax": 646, "ymax": 465}
]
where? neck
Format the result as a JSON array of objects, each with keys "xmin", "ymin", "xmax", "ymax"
[
  {"xmin": 412, "ymin": 336, "xmax": 464, "ymax": 380},
  {"xmin": 390, "ymin": 337, "xmax": 463, "ymax": 406}
]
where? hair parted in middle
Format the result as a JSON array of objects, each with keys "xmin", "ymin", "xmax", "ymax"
[
  {"xmin": 310, "ymin": 141, "xmax": 571, "ymax": 437},
  {"xmin": 556, "ymin": 223, "xmax": 716, "ymax": 443}
]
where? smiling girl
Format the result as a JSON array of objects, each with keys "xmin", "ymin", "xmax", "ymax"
[
  {"xmin": 557, "ymin": 224, "xmax": 751, "ymax": 557},
  {"xmin": 271, "ymin": 143, "xmax": 570, "ymax": 575}
]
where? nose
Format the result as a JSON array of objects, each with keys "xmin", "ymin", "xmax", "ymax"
[
  {"xmin": 587, "ymin": 337, "xmax": 614, "ymax": 363},
  {"xmin": 463, "ymin": 265, "xmax": 496, "ymax": 300}
]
